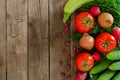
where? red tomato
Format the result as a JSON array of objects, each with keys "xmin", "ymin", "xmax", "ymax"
[
  {"xmin": 74, "ymin": 12, "xmax": 94, "ymax": 33},
  {"xmin": 95, "ymin": 32, "xmax": 116, "ymax": 53},
  {"xmin": 75, "ymin": 52, "xmax": 94, "ymax": 72}
]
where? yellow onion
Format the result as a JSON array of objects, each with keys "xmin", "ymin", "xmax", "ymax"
[{"xmin": 79, "ymin": 33, "xmax": 94, "ymax": 50}]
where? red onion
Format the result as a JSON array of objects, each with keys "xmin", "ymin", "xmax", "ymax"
[
  {"xmin": 58, "ymin": 32, "xmax": 62, "ymax": 38},
  {"xmin": 63, "ymin": 49, "xmax": 67, "ymax": 54},
  {"xmin": 59, "ymin": 60, "xmax": 63, "ymax": 66},
  {"xmin": 90, "ymin": 6, "xmax": 101, "ymax": 17},
  {"xmin": 60, "ymin": 72, "xmax": 66, "ymax": 77},
  {"xmin": 75, "ymin": 72, "xmax": 87, "ymax": 80},
  {"xmin": 93, "ymin": 52, "xmax": 101, "ymax": 61},
  {"xmin": 66, "ymin": 64, "xmax": 71, "ymax": 71},
  {"xmin": 66, "ymin": 75, "xmax": 71, "ymax": 80}
]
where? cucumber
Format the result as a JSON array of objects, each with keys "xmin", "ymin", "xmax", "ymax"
[
  {"xmin": 90, "ymin": 74, "xmax": 100, "ymax": 80},
  {"xmin": 106, "ymin": 50, "xmax": 120, "ymax": 60},
  {"xmin": 109, "ymin": 61, "xmax": 120, "ymax": 70},
  {"xmin": 63, "ymin": 0, "xmax": 93, "ymax": 22},
  {"xmin": 90, "ymin": 59, "xmax": 113, "ymax": 74},
  {"xmin": 98, "ymin": 70, "xmax": 116, "ymax": 80},
  {"xmin": 112, "ymin": 72, "xmax": 120, "ymax": 80}
]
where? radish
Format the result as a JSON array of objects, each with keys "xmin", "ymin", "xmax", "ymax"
[
  {"xmin": 93, "ymin": 52, "xmax": 101, "ymax": 61},
  {"xmin": 112, "ymin": 27, "xmax": 120, "ymax": 47},
  {"xmin": 90, "ymin": 6, "xmax": 101, "ymax": 17},
  {"xmin": 75, "ymin": 72, "xmax": 87, "ymax": 80}
]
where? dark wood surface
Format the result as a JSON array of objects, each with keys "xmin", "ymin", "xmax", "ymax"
[{"xmin": 0, "ymin": 0, "xmax": 76, "ymax": 80}]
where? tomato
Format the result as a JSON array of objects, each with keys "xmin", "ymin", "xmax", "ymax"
[
  {"xmin": 75, "ymin": 52, "xmax": 94, "ymax": 72},
  {"xmin": 74, "ymin": 12, "xmax": 94, "ymax": 33},
  {"xmin": 95, "ymin": 32, "xmax": 116, "ymax": 53}
]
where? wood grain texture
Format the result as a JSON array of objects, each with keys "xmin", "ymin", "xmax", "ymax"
[
  {"xmin": 7, "ymin": 0, "xmax": 28, "ymax": 80},
  {"xmin": 50, "ymin": 0, "xmax": 73, "ymax": 80},
  {"xmin": 0, "ymin": 0, "xmax": 6, "ymax": 80},
  {"xmin": 28, "ymin": 0, "xmax": 49, "ymax": 80}
]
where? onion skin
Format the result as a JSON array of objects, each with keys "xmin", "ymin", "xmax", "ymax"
[
  {"xmin": 75, "ymin": 72, "xmax": 87, "ymax": 80},
  {"xmin": 112, "ymin": 27, "xmax": 120, "ymax": 41},
  {"xmin": 98, "ymin": 12, "xmax": 114, "ymax": 28},
  {"xmin": 79, "ymin": 33, "xmax": 94, "ymax": 50}
]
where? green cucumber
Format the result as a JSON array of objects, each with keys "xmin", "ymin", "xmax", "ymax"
[
  {"xmin": 112, "ymin": 72, "xmax": 120, "ymax": 80},
  {"xmin": 106, "ymin": 50, "xmax": 120, "ymax": 60},
  {"xmin": 90, "ymin": 74, "xmax": 100, "ymax": 80},
  {"xmin": 63, "ymin": 0, "xmax": 93, "ymax": 22},
  {"xmin": 90, "ymin": 59, "xmax": 113, "ymax": 74},
  {"xmin": 109, "ymin": 61, "xmax": 120, "ymax": 70},
  {"xmin": 98, "ymin": 70, "xmax": 116, "ymax": 80}
]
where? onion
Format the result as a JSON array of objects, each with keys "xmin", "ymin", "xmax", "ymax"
[
  {"xmin": 112, "ymin": 27, "xmax": 120, "ymax": 47},
  {"xmin": 97, "ymin": 12, "xmax": 114, "ymax": 28},
  {"xmin": 75, "ymin": 72, "xmax": 87, "ymax": 80},
  {"xmin": 79, "ymin": 33, "xmax": 94, "ymax": 50},
  {"xmin": 90, "ymin": 6, "xmax": 101, "ymax": 17}
]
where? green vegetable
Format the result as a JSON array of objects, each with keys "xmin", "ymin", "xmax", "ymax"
[
  {"xmin": 112, "ymin": 72, "xmax": 120, "ymax": 80},
  {"xmin": 63, "ymin": 0, "xmax": 93, "ymax": 23},
  {"xmin": 90, "ymin": 59, "xmax": 113, "ymax": 74},
  {"xmin": 106, "ymin": 50, "xmax": 120, "ymax": 60},
  {"xmin": 109, "ymin": 61, "xmax": 120, "ymax": 70},
  {"xmin": 98, "ymin": 70, "xmax": 116, "ymax": 80},
  {"xmin": 90, "ymin": 74, "xmax": 100, "ymax": 80},
  {"xmin": 69, "ymin": 0, "xmax": 120, "ymax": 42}
]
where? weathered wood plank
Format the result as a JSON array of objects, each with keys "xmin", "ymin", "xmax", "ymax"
[
  {"xmin": 50, "ymin": 0, "xmax": 73, "ymax": 80},
  {"xmin": 28, "ymin": 0, "xmax": 49, "ymax": 80},
  {"xmin": 7, "ymin": 0, "xmax": 28, "ymax": 80},
  {"xmin": 0, "ymin": 0, "xmax": 6, "ymax": 80}
]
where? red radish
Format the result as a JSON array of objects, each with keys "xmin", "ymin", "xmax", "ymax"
[
  {"xmin": 90, "ymin": 6, "xmax": 101, "ymax": 16},
  {"xmin": 112, "ymin": 27, "xmax": 120, "ymax": 47},
  {"xmin": 112, "ymin": 27, "xmax": 120, "ymax": 41},
  {"xmin": 93, "ymin": 52, "xmax": 101, "ymax": 61},
  {"xmin": 75, "ymin": 72, "xmax": 87, "ymax": 80}
]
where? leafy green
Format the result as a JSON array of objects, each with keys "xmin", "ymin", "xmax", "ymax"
[{"xmin": 69, "ymin": 0, "xmax": 120, "ymax": 41}]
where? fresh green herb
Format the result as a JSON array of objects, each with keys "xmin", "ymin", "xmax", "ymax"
[{"xmin": 69, "ymin": 0, "xmax": 120, "ymax": 41}]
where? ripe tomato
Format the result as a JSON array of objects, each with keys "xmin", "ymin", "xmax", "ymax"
[
  {"xmin": 95, "ymin": 32, "xmax": 116, "ymax": 53},
  {"xmin": 74, "ymin": 12, "xmax": 94, "ymax": 33},
  {"xmin": 75, "ymin": 52, "xmax": 94, "ymax": 72}
]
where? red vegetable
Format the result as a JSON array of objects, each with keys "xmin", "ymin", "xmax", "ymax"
[
  {"xmin": 74, "ymin": 12, "xmax": 94, "ymax": 33},
  {"xmin": 112, "ymin": 27, "xmax": 120, "ymax": 41},
  {"xmin": 90, "ymin": 6, "xmax": 101, "ymax": 16},
  {"xmin": 93, "ymin": 52, "xmax": 101, "ymax": 61},
  {"xmin": 75, "ymin": 72, "xmax": 87, "ymax": 80},
  {"xmin": 75, "ymin": 52, "xmax": 94, "ymax": 72},
  {"xmin": 95, "ymin": 32, "xmax": 116, "ymax": 53}
]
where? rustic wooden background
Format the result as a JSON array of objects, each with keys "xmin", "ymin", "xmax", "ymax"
[{"xmin": 0, "ymin": 0, "xmax": 77, "ymax": 80}]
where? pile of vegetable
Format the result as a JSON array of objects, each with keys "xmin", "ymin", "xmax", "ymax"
[{"xmin": 63, "ymin": 0, "xmax": 120, "ymax": 80}]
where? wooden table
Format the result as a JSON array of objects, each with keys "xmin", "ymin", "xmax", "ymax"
[{"xmin": 0, "ymin": 0, "xmax": 76, "ymax": 80}]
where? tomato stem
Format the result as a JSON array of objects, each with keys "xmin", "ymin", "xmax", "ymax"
[{"xmin": 83, "ymin": 17, "xmax": 92, "ymax": 27}]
